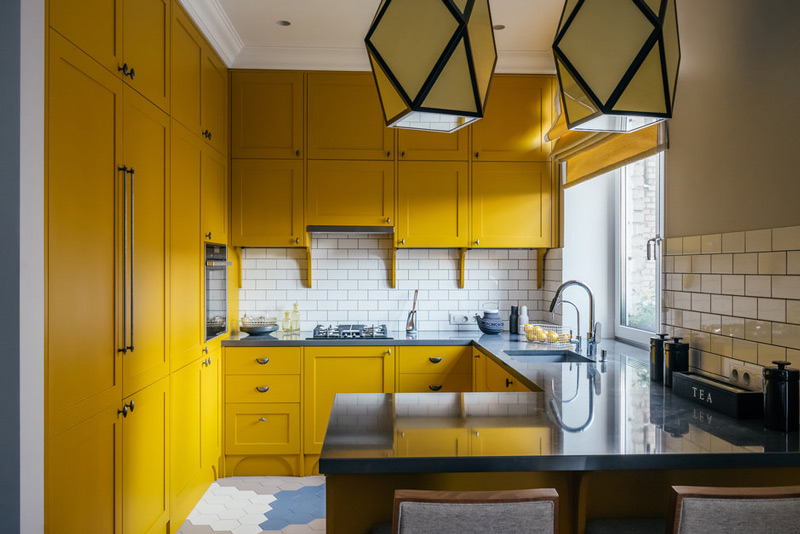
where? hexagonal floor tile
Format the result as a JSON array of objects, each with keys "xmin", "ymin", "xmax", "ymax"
[
  {"xmin": 209, "ymin": 518, "xmax": 241, "ymax": 531},
  {"xmin": 231, "ymin": 524, "xmax": 262, "ymax": 534}
]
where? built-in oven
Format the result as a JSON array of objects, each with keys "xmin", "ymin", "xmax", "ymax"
[{"xmin": 205, "ymin": 243, "xmax": 229, "ymax": 341}]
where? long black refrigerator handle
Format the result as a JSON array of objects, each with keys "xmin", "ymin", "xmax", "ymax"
[
  {"xmin": 127, "ymin": 167, "xmax": 135, "ymax": 353},
  {"xmin": 118, "ymin": 165, "xmax": 128, "ymax": 355}
]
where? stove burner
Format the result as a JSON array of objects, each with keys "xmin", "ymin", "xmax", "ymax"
[{"xmin": 310, "ymin": 324, "xmax": 391, "ymax": 339}]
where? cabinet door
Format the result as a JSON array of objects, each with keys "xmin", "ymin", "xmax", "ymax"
[
  {"xmin": 307, "ymin": 160, "xmax": 394, "ymax": 227},
  {"xmin": 397, "ymin": 161, "xmax": 469, "ymax": 247},
  {"xmin": 484, "ymin": 356, "xmax": 535, "ymax": 392},
  {"xmin": 122, "ymin": 377, "xmax": 169, "ymax": 534},
  {"xmin": 397, "ymin": 346, "xmax": 472, "ymax": 374},
  {"xmin": 47, "ymin": 404, "xmax": 122, "ymax": 534},
  {"xmin": 307, "ymin": 72, "xmax": 394, "ymax": 160},
  {"xmin": 225, "ymin": 403, "xmax": 300, "ymax": 456},
  {"xmin": 397, "ymin": 373, "xmax": 472, "ymax": 393},
  {"xmin": 169, "ymin": 121, "xmax": 203, "ymax": 372},
  {"xmin": 201, "ymin": 146, "xmax": 227, "ymax": 244},
  {"xmin": 201, "ymin": 348, "xmax": 221, "ymax": 476},
  {"xmin": 398, "ymin": 128, "xmax": 469, "ymax": 161},
  {"xmin": 47, "ymin": 31, "xmax": 123, "ymax": 437},
  {"xmin": 123, "ymin": 0, "xmax": 170, "ymax": 111},
  {"xmin": 201, "ymin": 49, "xmax": 227, "ymax": 154},
  {"xmin": 470, "ymin": 427, "xmax": 550, "ymax": 456},
  {"xmin": 471, "ymin": 162, "xmax": 553, "ymax": 248},
  {"xmin": 49, "ymin": 0, "xmax": 122, "ymax": 75},
  {"xmin": 170, "ymin": 4, "xmax": 203, "ymax": 133},
  {"xmin": 230, "ymin": 159, "xmax": 304, "ymax": 247},
  {"xmin": 395, "ymin": 428, "xmax": 469, "ymax": 457},
  {"xmin": 303, "ymin": 346, "xmax": 395, "ymax": 454},
  {"xmin": 122, "ymin": 87, "xmax": 169, "ymax": 397},
  {"xmin": 231, "ymin": 71, "xmax": 304, "ymax": 159},
  {"xmin": 472, "ymin": 75, "xmax": 555, "ymax": 161}
]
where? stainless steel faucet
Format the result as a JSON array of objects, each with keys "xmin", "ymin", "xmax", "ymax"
[
  {"xmin": 549, "ymin": 280, "xmax": 601, "ymax": 357},
  {"xmin": 551, "ymin": 299, "xmax": 581, "ymax": 353}
]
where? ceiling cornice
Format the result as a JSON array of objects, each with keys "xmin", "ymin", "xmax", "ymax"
[{"xmin": 179, "ymin": 0, "xmax": 243, "ymax": 66}]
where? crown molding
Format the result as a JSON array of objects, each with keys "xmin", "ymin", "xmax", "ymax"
[{"xmin": 179, "ymin": 0, "xmax": 243, "ymax": 66}]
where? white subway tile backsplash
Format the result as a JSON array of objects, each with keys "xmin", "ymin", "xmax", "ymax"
[
  {"xmin": 732, "ymin": 296, "xmax": 758, "ymax": 319},
  {"xmin": 666, "ymin": 237, "xmax": 683, "ymax": 255},
  {"xmin": 691, "ymin": 255, "xmax": 711, "ymax": 273},
  {"xmin": 733, "ymin": 253, "xmax": 758, "ymax": 274},
  {"xmin": 721, "ymin": 275, "xmax": 745, "ymax": 295},
  {"xmin": 772, "ymin": 225, "xmax": 800, "ymax": 251},
  {"xmin": 701, "ymin": 234, "xmax": 722, "ymax": 254},
  {"xmin": 772, "ymin": 323, "xmax": 800, "ymax": 350},
  {"xmin": 710, "ymin": 295, "xmax": 733, "ymax": 315},
  {"xmin": 691, "ymin": 293, "xmax": 711, "ymax": 313},
  {"xmin": 683, "ymin": 274, "xmax": 702, "ymax": 292},
  {"xmin": 701, "ymin": 274, "xmax": 721, "ymax": 294},
  {"xmin": 758, "ymin": 298, "xmax": 786, "ymax": 322},
  {"xmin": 745, "ymin": 319, "xmax": 772, "ymax": 343},
  {"xmin": 788, "ymin": 301, "xmax": 800, "ymax": 324},
  {"xmin": 721, "ymin": 231, "xmax": 745, "ymax": 253},
  {"xmin": 758, "ymin": 344, "xmax": 786, "ymax": 366},
  {"xmin": 745, "ymin": 275, "xmax": 771, "ymax": 297},
  {"xmin": 683, "ymin": 236, "xmax": 701, "ymax": 254},
  {"xmin": 758, "ymin": 252, "xmax": 787, "ymax": 275},
  {"xmin": 772, "ymin": 276, "xmax": 800, "ymax": 299},
  {"xmin": 711, "ymin": 254, "xmax": 733, "ymax": 274},
  {"xmin": 732, "ymin": 339, "xmax": 758, "ymax": 364},
  {"xmin": 745, "ymin": 229, "xmax": 772, "ymax": 252}
]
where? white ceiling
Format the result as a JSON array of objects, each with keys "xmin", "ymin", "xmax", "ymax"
[{"xmin": 181, "ymin": 0, "xmax": 564, "ymax": 73}]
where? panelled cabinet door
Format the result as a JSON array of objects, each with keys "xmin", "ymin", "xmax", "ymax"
[
  {"xmin": 49, "ymin": 0, "xmax": 122, "ymax": 75},
  {"xmin": 231, "ymin": 159, "xmax": 304, "ymax": 247},
  {"xmin": 122, "ymin": 377, "xmax": 170, "ymax": 534},
  {"xmin": 307, "ymin": 72, "xmax": 394, "ymax": 160},
  {"xmin": 122, "ymin": 87, "xmax": 169, "ymax": 398},
  {"xmin": 201, "ymin": 49, "xmax": 227, "ymax": 154},
  {"xmin": 307, "ymin": 160, "xmax": 394, "ymax": 227},
  {"xmin": 397, "ymin": 128, "xmax": 469, "ymax": 161},
  {"xmin": 201, "ymin": 348, "xmax": 222, "ymax": 477},
  {"xmin": 47, "ymin": 404, "xmax": 122, "ymax": 534},
  {"xmin": 395, "ymin": 428, "xmax": 469, "ymax": 457},
  {"xmin": 397, "ymin": 161, "xmax": 469, "ymax": 247},
  {"xmin": 303, "ymin": 347, "xmax": 395, "ymax": 455},
  {"xmin": 231, "ymin": 71, "xmax": 304, "ymax": 159},
  {"xmin": 470, "ymin": 427, "xmax": 550, "ymax": 456},
  {"xmin": 47, "ymin": 31, "xmax": 123, "ymax": 437},
  {"xmin": 201, "ymin": 146, "xmax": 227, "ymax": 244},
  {"xmin": 122, "ymin": 0, "xmax": 170, "ymax": 112},
  {"xmin": 224, "ymin": 403, "xmax": 301, "ymax": 456},
  {"xmin": 170, "ymin": 4, "xmax": 203, "ymax": 133},
  {"xmin": 169, "ymin": 121, "xmax": 203, "ymax": 372},
  {"xmin": 472, "ymin": 75, "xmax": 554, "ymax": 162},
  {"xmin": 471, "ymin": 162, "xmax": 553, "ymax": 248}
]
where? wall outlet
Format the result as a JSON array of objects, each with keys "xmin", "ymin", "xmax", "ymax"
[
  {"xmin": 723, "ymin": 359, "xmax": 763, "ymax": 392},
  {"xmin": 449, "ymin": 312, "xmax": 476, "ymax": 325}
]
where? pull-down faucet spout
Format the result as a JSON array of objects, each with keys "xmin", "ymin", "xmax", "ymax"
[{"xmin": 549, "ymin": 280, "xmax": 601, "ymax": 357}]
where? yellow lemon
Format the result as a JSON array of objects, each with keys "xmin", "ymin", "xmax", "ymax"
[{"xmin": 547, "ymin": 330, "xmax": 559, "ymax": 343}]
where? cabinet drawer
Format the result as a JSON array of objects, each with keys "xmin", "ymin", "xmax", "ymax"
[
  {"xmin": 397, "ymin": 346, "xmax": 471, "ymax": 374},
  {"xmin": 225, "ymin": 403, "xmax": 300, "ymax": 455},
  {"xmin": 225, "ymin": 375, "xmax": 300, "ymax": 403},
  {"xmin": 398, "ymin": 372, "xmax": 472, "ymax": 393},
  {"xmin": 225, "ymin": 347, "xmax": 301, "ymax": 375}
]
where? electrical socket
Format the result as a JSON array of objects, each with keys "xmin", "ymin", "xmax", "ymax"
[
  {"xmin": 723, "ymin": 359, "xmax": 763, "ymax": 392},
  {"xmin": 448, "ymin": 312, "xmax": 476, "ymax": 325}
]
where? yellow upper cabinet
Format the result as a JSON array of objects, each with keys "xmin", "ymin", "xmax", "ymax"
[
  {"xmin": 307, "ymin": 72, "xmax": 394, "ymax": 160},
  {"xmin": 231, "ymin": 159, "xmax": 304, "ymax": 247},
  {"xmin": 398, "ymin": 128, "xmax": 469, "ymax": 161},
  {"xmin": 472, "ymin": 75, "xmax": 555, "ymax": 162},
  {"xmin": 397, "ymin": 161, "xmax": 469, "ymax": 248},
  {"xmin": 231, "ymin": 71, "xmax": 304, "ymax": 159},
  {"xmin": 307, "ymin": 160, "xmax": 394, "ymax": 227},
  {"xmin": 201, "ymin": 146, "xmax": 228, "ymax": 244},
  {"xmin": 201, "ymin": 48, "xmax": 227, "ymax": 154},
  {"xmin": 471, "ymin": 162, "xmax": 554, "ymax": 248},
  {"xmin": 170, "ymin": 4, "xmax": 203, "ymax": 134}
]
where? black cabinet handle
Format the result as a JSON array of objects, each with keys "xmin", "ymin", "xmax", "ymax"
[
  {"xmin": 296, "ymin": 149, "xmax": 300, "ymax": 157},
  {"xmin": 256, "ymin": 358, "xmax": 270, "ymax": 365},
  {"xmin": 126, "ymin": 401, "xmax": 134, "ymax": 413},
  {"xmin": 202, "ymin": 130, "xmax": 212, "ymax": 140},
  {"xmin": 205, "ymin": 232, "xmax": 212, "ymax": 240},
  {"xmin": 256, "ymin": 386, "xmax": 270, "ymax": 393},
  {"xmin": 117, "ymin": 165, "xmax": 129, "ymax": 356},
  {"xmin": 401, "ymin": 151, "xmax": 406, "ymax": 158},
  {"xmin": 505, "ymin": 378, "xmax": 513, "ymax": 388},
  {"xmin": 118, "ymin": 63, "xmax": 130, "ymax": 77},
  {"xmin": 429, "ymin": 385, "xmax": 443, "ymax": 391},
  {"xmin": 429, "ymin": 357, "xmax": 442, "ymax": 364},
  {"xmin": 386, "ymin": 151, "xmax": 391, "ymax": 158},
  {"xmin": 118, "ymin": 405, "xmax": 128, "ymax": 417},
  {"xmin": 129, "ymin": 67, "xmax": 135, "ymax": 80},
  {"xmin": 475, "ymin": 152, "xmax": 479, "ymax": 158}
]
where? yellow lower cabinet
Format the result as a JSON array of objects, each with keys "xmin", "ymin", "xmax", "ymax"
[
  {"xmin": 395, "ymin": 428, "xmax": 469, "ymax": 457},
  {"xmin": 470, "ymin": 427, "xmax": 551, "ymax": 456},
  {"xmin": 201, "ymin": 348, "xmax": 222, "ymax": 478},
  {"xmin": 397, "ymin": 346, "xmax": 471, "ymax": 375},
  {"xmin": 225, "ymin": 374, "xmax": 301, "ymax": 404},
  {"xmin": 225, "ymin": 346, "xmax": 302, "ymax": 375},
  {"xmin": 47, "ymin": 404, "xmax": 122, "ymax": 534},
  {"xmin": 225, "ymin": 403, "xmax": 300, "ymax": 456},
  {"xmin": 485, "ymin": 355, "xmax": 538, "ymax": 392},
  {"xmin": 397, "ymin": 373, "xmax": 472, "ymax": 393},
  {"xmin": 122, "ymin": 377, "xmax": 170, "ymax": 534}
]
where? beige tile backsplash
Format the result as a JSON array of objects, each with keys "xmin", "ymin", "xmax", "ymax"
[{"xmin": 663, "ymin": 224, "xmax": 800, "ymax": 378}]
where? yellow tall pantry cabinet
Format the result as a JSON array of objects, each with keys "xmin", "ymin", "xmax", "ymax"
[{"xmin": 46, "ymin": 0, "xmax": 228, "ymax": 532}]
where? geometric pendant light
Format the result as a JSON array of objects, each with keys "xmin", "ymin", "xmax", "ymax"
[
  {"xmin": 552, "ymin": 0, "xmax": 681, "ymax": 133},
  {"xmin": 365, "ymin": 0, "xmax": 497, "ymax": 133}
]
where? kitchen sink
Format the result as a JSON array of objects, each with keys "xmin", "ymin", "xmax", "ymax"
[{"xmin": 503, "ymin": 349, "xmax": 593, "ymax": 363}]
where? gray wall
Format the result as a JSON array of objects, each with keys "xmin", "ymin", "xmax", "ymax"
[
  {"xmin": 666, "ymin": 0, "xmax": 800, "ymax": 237},
  {"xmin": 1, "ymin": 0, "xmax": 21, "ymax": 531}
]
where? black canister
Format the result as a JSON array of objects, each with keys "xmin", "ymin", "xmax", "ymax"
[
  {"xmin": 663, "ymin": 337, "xmax": 689, "ymax": 388},
  {"xmin": 763, "ymin": 361, "xmax": 800, "ymax": 432},
  {"xmin": 509, "ymin": 306, "xmax": 519, "ymax": 335},
  {"xmin": 650, "ymin": 333, "xmax": 669, "ymax": 382}
]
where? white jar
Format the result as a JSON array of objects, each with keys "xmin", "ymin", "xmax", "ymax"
[{"xmin": 518, "ymin": 305, "xmax": 529, "ymax": 334}]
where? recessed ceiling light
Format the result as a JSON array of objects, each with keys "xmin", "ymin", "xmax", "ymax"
[
  {"xmin": 276, "ymin": 20, "xmax": 291, "ymax": 26},
  {"xmin": 493, "ymin": 24, "xmax": 505, "ymax": 30}
]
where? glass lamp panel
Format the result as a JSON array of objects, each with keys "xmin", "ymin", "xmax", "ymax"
[
  {"xmin": 369, "ymin": 0, "xmax": 459, "ymax": 103},
  {"xmin": 557, "ymin": 58, "xmax": 597, "ymax": 125},
  {"xmin": 422, "ymin": 38, "xmax": 478, "ymax": 113},
  {"xmin": 572, "ymin": 114, "xmax": 661, "ymax": 133},
  {"xmin": 369, "ymin": 50, "xmax": 410, "ymax": 123},
  {"xmin": 612, "ymin": 42, "xmax": 667, "ymax": 114},
  {"xmin": 642, "ymin": 0, "xmax": 662, "ymax": 18},
  {"xmin": 467, "ymin": 0, "xmax": 496, "ymax": 106},
  {"xmin": 557, "ymin": 0, "xmax": 581, "ymax": 34},
  {"xmin": 393, "ymin": 111, "xmax": 476, "ymax": 132},
  {"xmin": 558, "ymin": 0, "xmax": 654, "ymax": 105},
  {"xmin": 662, "ymin": 0, "xmax": 680, "ymax": 104},
  {"xmin": 453, "ymin": 0, "xmax": 469, "ymax": 15}
]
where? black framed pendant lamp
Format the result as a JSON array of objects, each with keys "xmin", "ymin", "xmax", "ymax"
[
  {"xmin": 365, "ymin": 0, "xmax": 497, "ymax": 133},
  {"xmin": 553, "ymin": 0, "xmax": 681, "ymax": 133}
]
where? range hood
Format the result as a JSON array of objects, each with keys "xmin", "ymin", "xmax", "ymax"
[{"xmin": 306, "ymin": 225, "xmax": 394, "ymax": 234}]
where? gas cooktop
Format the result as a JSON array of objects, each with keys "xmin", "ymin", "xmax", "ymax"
[{"xmin": 309, "ymin": 324, "xmax": 392, "ymax": 339}]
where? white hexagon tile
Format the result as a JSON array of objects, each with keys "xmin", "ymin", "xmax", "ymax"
[{"xmin": 177, "ymin": 476, "xmax": 326, "ymax": 534}]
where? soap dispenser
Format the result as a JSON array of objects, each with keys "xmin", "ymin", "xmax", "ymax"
[
  {"xmin": 291, "ymin": 303, "xmax": 301, "ymax": 333},
  {"xmin": 518, "ymin": 305, "xmax": 529, "ymax": 334}
]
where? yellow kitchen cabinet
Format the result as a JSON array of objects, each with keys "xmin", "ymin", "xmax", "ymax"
[
  {"xmin": 231, "ymin": 71, "xmax": 304, "ymax": 159},
  {"xmin": 398, "ymin": 127, "xmax": 469, "ymax": 161},
  {"xmin": 396, "ymin": 161, "xmax": 469, "ymax": 247},
  {"xmin": 122, "ymin": 377, "xmax": 170, "ymax": 534},
  {"xmin": 49, "ymin": 0, "xmax": 122, "ymax": 77},
  {"xmin": 307, "ymin": 72, "xmax": 394, "ymax": 160},
  {"xmin": 201, "ymin": 48, "xmax": 227, "ymax": 154},
  {"xmin": 397, "ymin": 346, "xmax": 472, "ymax": 374},
  {"xmin": 121, "ymin": 86, "xmax": 169, "ymax": 398},
  {"xmin": 307, "ymin": 160, "xmax": 394, "ymax": 227},
  {"xmin": 484, "ymin": 356, "xmax": 535, "ymax": 392},
  {"xmin": 395, "ymin": 428, "xmax": 469, "ymax": 457},
  {"xmin": 230, "ymin": 159, "xmax": 304, "ymax": 247},
  {"xmin": 201, "ymin": 145, "xmax": 227, "ymax": 244},
  {"xmin": 47, "ymin": 403, "xmax": 122, "ymax": 534},
  {"xmin": 470, "ymin": 427, "xmax": 551, "ymax": 456},
  {"xmin": 471, "ymin": 75, "xmax": 555, "ymax": 162},
  {"xmin": 169, "ymin": 120, "xmax": 203, "ymax": 372},
  {"xmin": 225, "ymin": 403, "xmax": 301, "ymax": 456},
  {"xmin": 225, "ymin": 346, "xmax": 302, "ymax": 375},
  {"xmin": 303, "ymin": 346, "xmax": 395, "ymax": 455},
  {"xmin": 473, "ymin": 350, "xmax": 488, "ymax": 392},
  {"xmin": 397, "ymin": 372, "xmax": 472, "ymax": 393},
  {"xmin": 201, "ymin": 348, "xmax": 222, "ymax": 478},
  {"xmin": 225, "ymin": 374, "xmax": 301, "ymax": 404},
  {"xmin": 471, "ymin": 162, "xmax": 554, "ymax": 248},
  {"xmin": 47, "ymin": 31, "xmax": 123, "ymax": 437},
  {"xmin": 170, "ymin": 3, "xmax": 203, "ymax": 134}
]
